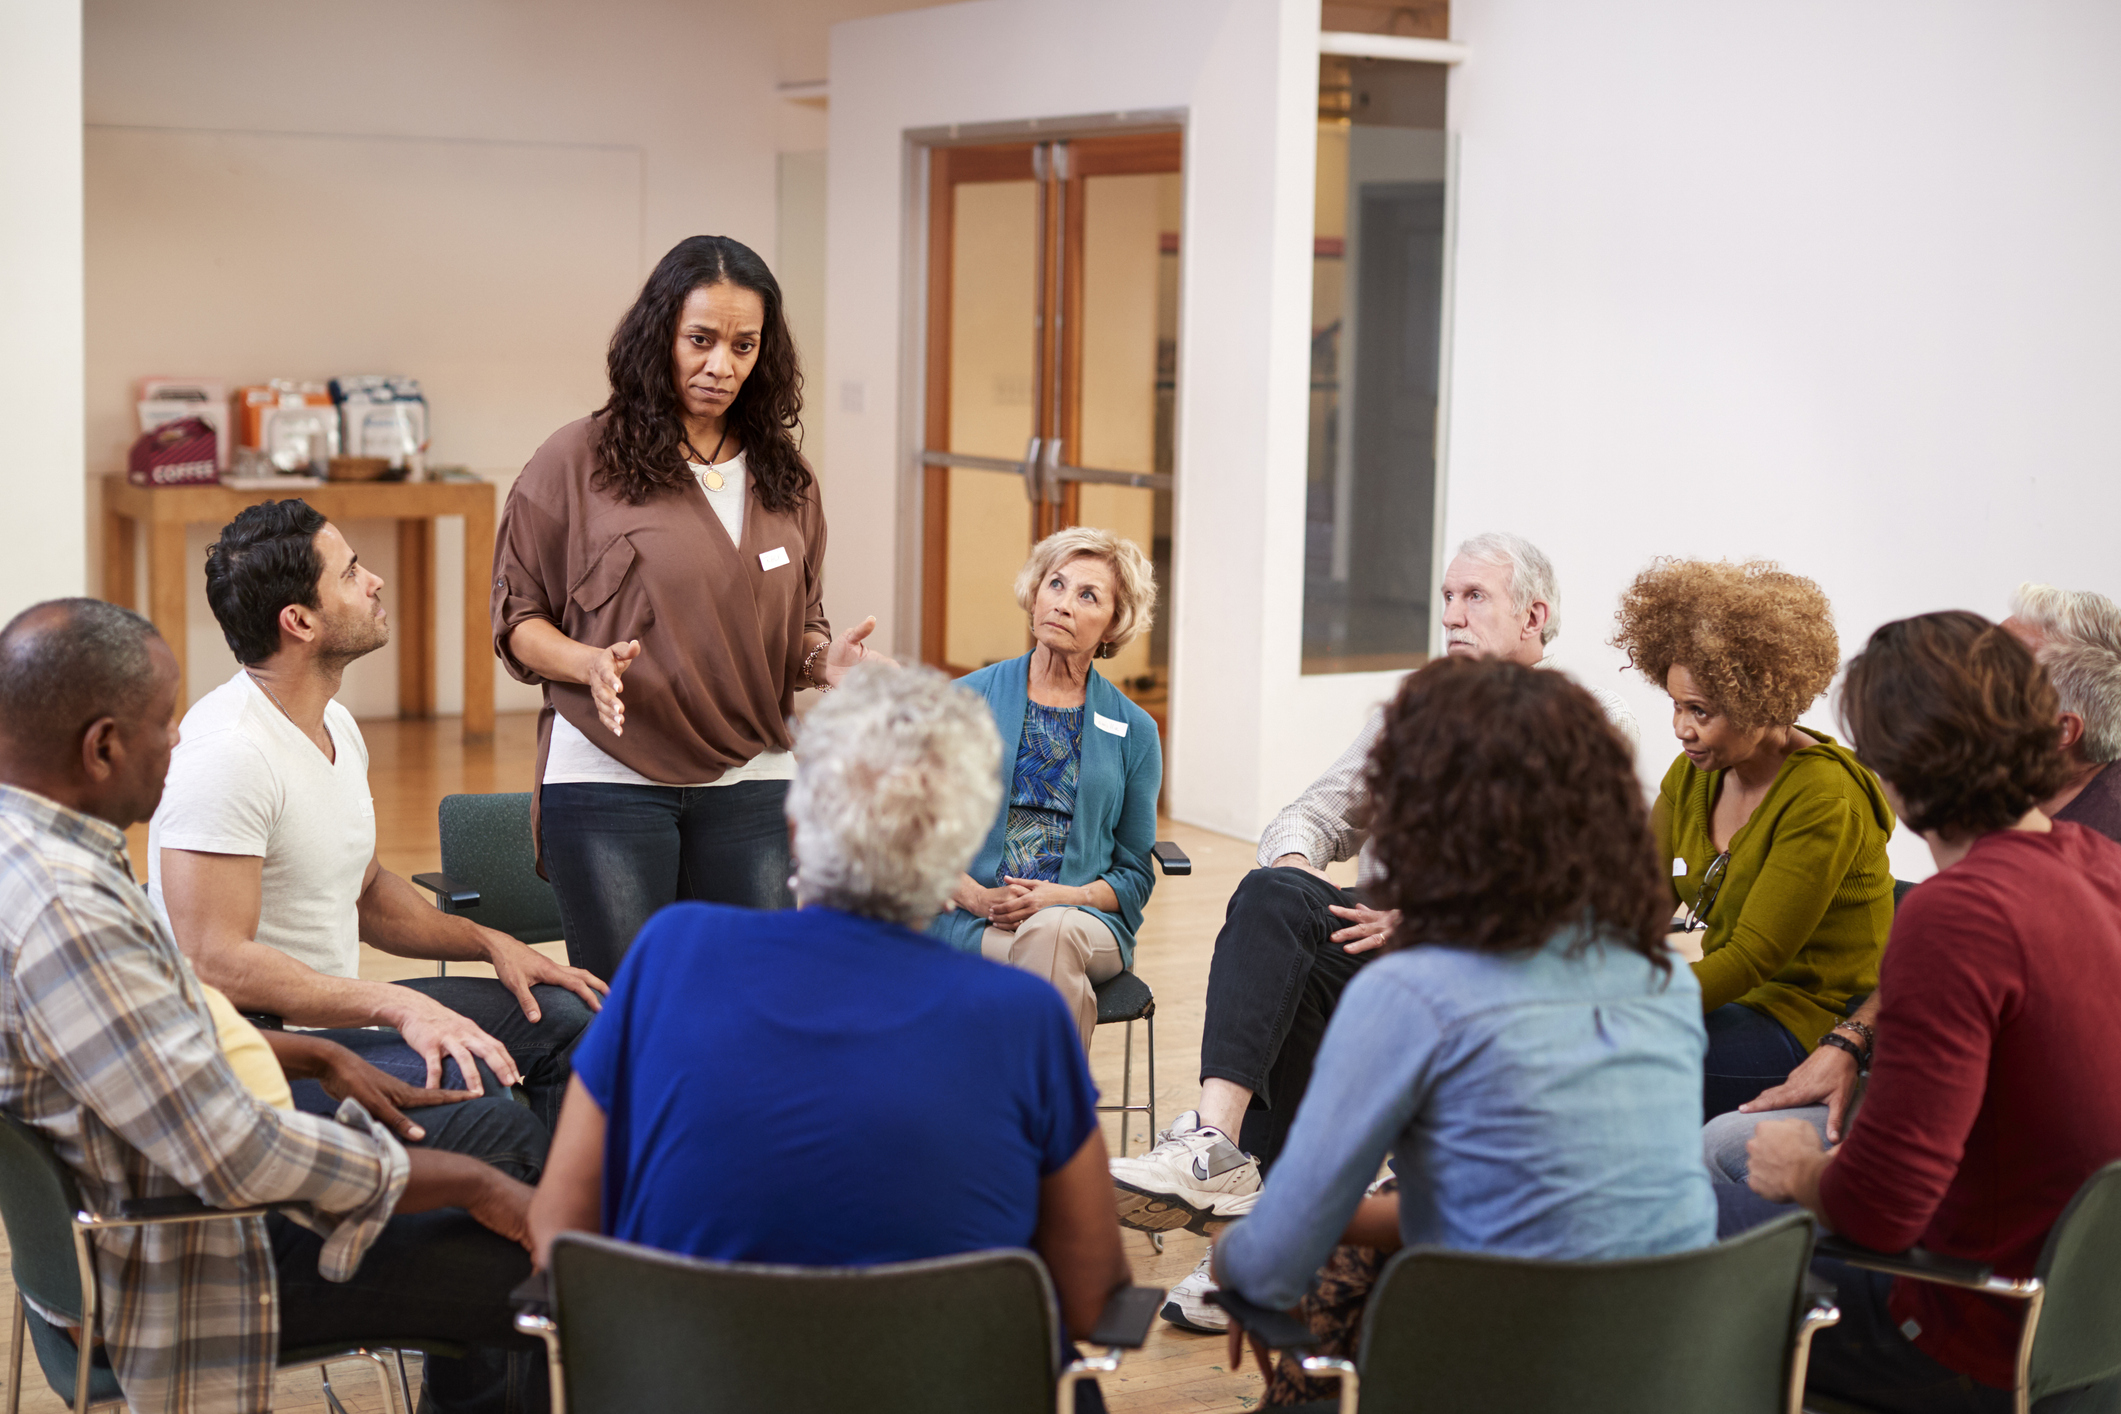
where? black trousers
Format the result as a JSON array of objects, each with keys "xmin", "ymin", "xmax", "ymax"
[
  {"xmin": 1197, "ymin": 867, "xmax": 1372, "ymax": 1171},
  {"xmin": 271, "ymin": 1210, "xmax": 547, "ymax": 1414}
]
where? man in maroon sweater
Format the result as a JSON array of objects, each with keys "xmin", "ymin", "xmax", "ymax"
[{"xmin": 1748, "ymin": 610, "xmax": 2121, "ymax": 1413}]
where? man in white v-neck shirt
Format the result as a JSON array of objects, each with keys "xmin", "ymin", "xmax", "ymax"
[{"xmin": 149, "ymin": 500, "xmax": 607, "ymax": 1139}]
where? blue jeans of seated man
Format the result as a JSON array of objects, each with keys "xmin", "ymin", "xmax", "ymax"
[
  {"xmin": 539, "ymin": 779, "xmax": 793, "ymax": 982},
  {"xmin": 287, "ymin": 976, "xmax": 590, "ymax": 1138},
  {"xmin": 1703, "ymin": 1002, "xmax": 1810, "ymax": 1121},
  {"xmin": 1701, "ymin": 1103, "xmax": 1831, "ymax": 1184},
  {"xmin": 270, "ymin": 1209, "xmax": 547, "ymax": 1414},
  {"xmin": 1714, "ymin": 1181, "xmax": 2116, "ymax": 1414},
  {"xmin": 288, "ymin": 1069, "xmax": 548, "ymax": 1183}
]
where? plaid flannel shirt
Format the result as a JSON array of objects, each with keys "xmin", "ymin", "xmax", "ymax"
[
  {"xmin": 0, "ymin": 786, "xmax": 408, "ymax": 1414},
  {"xmin": 1256, "ymin": 661, "xmax": 1639, "ymax": 891}
]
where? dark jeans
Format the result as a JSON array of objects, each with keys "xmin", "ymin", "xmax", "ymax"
[
  {"xmin": 288, "ymin": 976, "xmax": 590, "ymax": 1139},
  {"xmin": 1703, "ymin": 1001, "xmax": 1810, "ymax": 1120},
  {"xmin": 1714, "ymin": 1182, "xmax": 2116, "ymax": 1414},
  {"xmin": 540, "ymin": 779, "xmax": 793, "ymax": 981},
  {"xmin": 270, "ymin": 1210, "xmax": 546, "ymax": 1414},
  {"xmin": 1198, "ymin": 867, "xmax": 1372, "ymax": 1171}
]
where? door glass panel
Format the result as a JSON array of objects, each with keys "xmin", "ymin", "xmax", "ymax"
[
  {"xmin": 1075, "ymin": 169, "xmax": 1181, "ymax": 705},
  {"xmin": 1302, "ymin": 56, "xmax": 1449, "ymax": 674},
  {"xmin": 943, "ymin": 178, "xmax": 1038, "ymax": 668}
]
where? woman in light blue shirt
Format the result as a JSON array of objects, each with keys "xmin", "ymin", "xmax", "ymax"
[
  {"xmin": 1215, "ymin": 656, "xmax": 1716, "ymax": 1353},
  {"xmin": 930, "ymin": 527, "xmax": 1161, "ymax": 1050}
]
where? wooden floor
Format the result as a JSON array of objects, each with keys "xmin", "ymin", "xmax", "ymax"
[{"xmin": 4, "ymin": 712, "xmax": 1345, "ymax": 1411}]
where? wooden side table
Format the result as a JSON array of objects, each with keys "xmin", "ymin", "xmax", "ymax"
[{"xmin": 101, "ymin": 473, "xmax": 499, "ymax": 740}]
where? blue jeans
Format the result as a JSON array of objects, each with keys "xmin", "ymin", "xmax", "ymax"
[
  {"xmin": 539, "ymin": 780, "xmax": 793, "ymax": 981},
  {"xmin": 286, "ymin": 975, "xmax": 591, "ymax": 1140},
  {"xmin": 1703, "ymin": 1002, "xmax": 1809, "ymax": 1120}
]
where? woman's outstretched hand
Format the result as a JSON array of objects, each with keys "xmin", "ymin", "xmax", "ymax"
[
  {"xmin": 581, "ymin": 639, "xmax": 641, "ymax": 735},
  {"xmin": 820, "ymin": 617, "xmax": 898, "ymax": 689}
]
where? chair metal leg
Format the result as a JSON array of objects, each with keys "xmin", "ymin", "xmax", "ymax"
[
  {"xmin": 394, "ymin": 1348, "xmax": 415, "ymax": 1413},
  {"xmin": 318, "ymin": 1362, "xmax": 353, "ymax": 1414},
  {"xmin": 1118, "ymin": 1019, "xmax": 1135, "ymax": 1157},
  {"xmin": 1146, "ymin": 1011, "xmax": 1157, "ymax": 1154},
  {"xmin": 69, "ymin": 1227, "xmax": 97, "ymax": 1414},
  {"xmin": 8, "ymin": 1293, "xmax": 25, "ymax": 1414}
]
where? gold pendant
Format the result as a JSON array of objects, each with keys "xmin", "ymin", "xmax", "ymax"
[{"xmin": 703, "ymin": 468, "xmax": 724, "ymax": 491}]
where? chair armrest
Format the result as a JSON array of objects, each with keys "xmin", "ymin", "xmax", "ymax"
[
  {"xmin": 1814, "ymin": 1235, "xmax": 2019, "ymax": 1294},
  {"xmin": 83, "ymin": 1193, "xmax": 289, "ymax": 1228},
  {"xmin": 412, "ymin": 872, "xmax": 480, "ymax": 909},
  {"xmin": 1087, "ymin": 1285, "xmax": 1164, "ymax": 1349},
  {"xmin": 1151, "ymin": 841, "xmax": 1191, "ymax": 876},
  {"xmin": 1205, "ymin": 1287, "xmax": 1316, "ymax": 1350}
]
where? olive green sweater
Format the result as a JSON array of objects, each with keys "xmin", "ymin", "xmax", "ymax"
[{"xmin": 1655, "ymin": 729, "xmax": 1896, "ymax": 1050}]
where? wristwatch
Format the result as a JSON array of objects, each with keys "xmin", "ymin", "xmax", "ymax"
[{"xmin": 1816, "ymin": 1030, "xmax": 1867, "ymax": 1068}]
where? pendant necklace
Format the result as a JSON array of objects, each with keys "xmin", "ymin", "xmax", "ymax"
[{"xmin": 684, "ymin": 428, "xmax": 731, "ymax": 493}]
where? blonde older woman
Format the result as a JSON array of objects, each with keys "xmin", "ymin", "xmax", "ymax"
[{"xmin": 933, "ymin": 527, "xmax": 1162, "ymax": 1049}]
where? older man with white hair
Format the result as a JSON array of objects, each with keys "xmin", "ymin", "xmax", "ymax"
[{"xmin": 1111, "ymin": 531, "xmax": 1638, "ymax": 1334}]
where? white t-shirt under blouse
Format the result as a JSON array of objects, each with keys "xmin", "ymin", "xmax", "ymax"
[
  {"xmin": 147, "ymin": 670, "xmax": 375, "ymax": 979},
  {"xmin": 541, "ymin": 451, "xmax": 796, "ymax": 788}
]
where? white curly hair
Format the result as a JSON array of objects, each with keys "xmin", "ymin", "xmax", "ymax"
[{"xmin": 786, "ymin": 663, "xmax": 1003, "ymax": 925}]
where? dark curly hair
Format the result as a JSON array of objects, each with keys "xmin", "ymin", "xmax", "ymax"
[
  {"xmin": 593, "ymin": 235, "xmax": 811, "ymax": 511},
  {"xmin": 1365, "ymin": 657, "xmax": 1671, "ymax": 973},
  {"xmin": 204, "ymin": 499, "xmax": 327, "ymax": 664},
  {"xmin": 1841, "ymin": 610, "xmax": 2072, "ymax": 836},
  {"xmin": 1611, "ymin": 558, "xmax": 1839, "ymax": 730}
]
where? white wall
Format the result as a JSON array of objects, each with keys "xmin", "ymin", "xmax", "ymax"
[
  {"xmin": 828, "ymin": 0, "xmax": 1337, "ymax": 841},
  {"xmin": 1445, "ymin": 0, "xmax": 2121, "ymax": 879},
  {"xmin": 82, "ymin": 0, "xmax": 787, "ymax": 716},
  {"xmin": 1, "ymin": 0, "xmax": 86, "ymax": 623}
]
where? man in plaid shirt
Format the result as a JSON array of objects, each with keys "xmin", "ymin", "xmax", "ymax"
[{"xmin": 0, "ymin": 599, "xmax": 543, "ymax": 1413}]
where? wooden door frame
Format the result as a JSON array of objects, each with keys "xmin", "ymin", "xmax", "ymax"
[{"xmin": 912, "ymin": 118, "xmax": 1184, "ymax": 673}]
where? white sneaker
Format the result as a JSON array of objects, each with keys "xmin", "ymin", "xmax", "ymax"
[
  {"xmin": 1110, "ymin": 1110, "xmax": 1261, "ymax": 1237},
  {"xmin": 1160, "ymin": 1249, "xmax": 1226, "ymax": 1334}
]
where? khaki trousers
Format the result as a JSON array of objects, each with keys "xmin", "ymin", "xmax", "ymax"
[{"xmin": 982, "ymin": 906, "xmax": 1124, "ymax": 1053}]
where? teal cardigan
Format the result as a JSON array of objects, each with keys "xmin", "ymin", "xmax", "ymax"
[{"xmin": 928, "ymin": 654, "xmax": 1162, "ymax": 968}]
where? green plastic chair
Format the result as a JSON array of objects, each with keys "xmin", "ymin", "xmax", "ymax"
[
  {"xmin": 411, "ymin": 792, "xmax": 565, "ymax": 977},
  {"xmin": 514, "ymin": 1232, "xmax": 1162, "ymax": 1413},
  {"xmin": 1212, "ymin": 1210, "xmax": 1836, "ymax": 1414},
  {"xmin": 1806, "ymin": 1159, "xmax": 2121, "ymax": 1414},
  {"xmin": 0, "ymin": 1112, "xmax": 459, "ymax": 1414}
]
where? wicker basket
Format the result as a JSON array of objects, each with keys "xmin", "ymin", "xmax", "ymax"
[{"xmin": 327, "ymin": 456, "xmax": 393, "ymax": 482}]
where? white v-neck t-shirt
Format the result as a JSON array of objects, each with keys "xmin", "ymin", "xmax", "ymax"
[
  {"xmin": 147, "ymin": 670, "xmax": 375, "ymax": 979},
  {"xmin": 542, "ymin": 451, "xmax": 797, "ymax": 789}
]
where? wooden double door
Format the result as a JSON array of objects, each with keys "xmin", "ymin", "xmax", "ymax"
[{"xmin": 919, "ymin": 129, "xmax": 1182, "ymax": 721}]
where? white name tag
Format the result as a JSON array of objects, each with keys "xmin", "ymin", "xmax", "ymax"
[
  {"xmin": 759, "ymin": 546, "xmax": 790, "ymax": 571},
  {"xmin": 1093, "ymin": 711, "xmax": 1128, "ymax": 737},
  {"xmin": 1672, "ymin": 856, "xmax": 1688, "ymax": 877}
]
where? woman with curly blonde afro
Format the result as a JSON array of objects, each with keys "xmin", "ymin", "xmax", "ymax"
[{"xmin": 1611, "ymin": 559, "xmax": 1895, "ymax": 1121}]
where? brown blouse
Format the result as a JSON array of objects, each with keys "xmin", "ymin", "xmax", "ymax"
[{"xmin": 491, "ymin": 416, "xmax": 830, "ymax": 852}]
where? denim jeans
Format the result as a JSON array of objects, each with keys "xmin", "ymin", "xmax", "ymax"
[
  {"xmin": 1701, "ymin": 1103, "xmax": 1831, "ymax": 1184},
  {"xmin": 1197, "ymin": 867, "xmax": 1371, "ymax": 1171},
  {"xmin": 270, "ymin": 1209, "xmax": 546, "ymax": 1414},
  {"xmin": 1702, "ymin": 1001, "xmax": 1810, "ymax": 1120},
  {"xmin": 539, "ymin": 779, "xmax": 793, "ymax": 981},
  {"xmin": 286, "ymin": 976, "xmax": 591, "ymax": 1138}
]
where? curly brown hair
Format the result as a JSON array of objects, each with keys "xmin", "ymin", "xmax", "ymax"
[
  {"xmin": 1610, "ymin": 558, "xmax": 1839, "ymax": 729},
  {"xmin": 593, "ymin": 235, "xmax": 812, "ymax": 512},
  {"xmin": 1364, "ymin": 657, "xmax": 1671, "ymax": 971},
  {"xmin": 1842, "ymin": 610, "xmax": 2072, "ymax": 836}
]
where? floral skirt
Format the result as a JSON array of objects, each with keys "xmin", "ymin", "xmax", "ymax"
[{"xmin": 1265, "ymin": 1178, "xmax": 1397, "ymax": 1408}]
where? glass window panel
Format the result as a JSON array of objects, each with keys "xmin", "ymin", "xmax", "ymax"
[
  {"xmin": 1302, "ymin": 56, "xmax": 1449, "ymax": 675},
  {"xmin": 948, "ymin": 180, "xmax": 1038, "ymax": 461}
]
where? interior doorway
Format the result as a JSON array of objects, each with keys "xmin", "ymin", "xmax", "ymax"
[{"xmin": 918, "ymin": 129, "xmax": 1182, "ymax": 730}]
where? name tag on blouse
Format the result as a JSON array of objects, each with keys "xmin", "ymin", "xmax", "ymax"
[
  {"xmin": 759, "ymin": 547, "xmax": 790, "ymax": 571},
  {"xmin": 1093, "ymin": 712, "xmax": 1128, "ymax": 737}
]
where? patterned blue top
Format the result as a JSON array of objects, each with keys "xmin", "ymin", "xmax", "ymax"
[{"xmin": 998, "ymin": 701, "xmax": 1082, "ymax": 884}]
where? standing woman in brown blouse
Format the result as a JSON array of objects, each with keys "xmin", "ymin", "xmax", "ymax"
[{"xmin": 493, "ymin": 236, "xmax": 885, "ymax": 980}]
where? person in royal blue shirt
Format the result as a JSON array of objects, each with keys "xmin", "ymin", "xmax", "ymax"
[{"xmin": 526, "ymin": 663, "xmax": 1129, "ymax": 1337}]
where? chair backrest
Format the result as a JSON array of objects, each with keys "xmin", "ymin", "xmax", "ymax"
[
  {"xmin": 0, "ymin": 1112, "xmax": 88, "ymax": 1322},
  {"xmin": 436, "ymin": 792, "xmax": 564, "ymax": 945},
  {"xmin": 548, "ymin": 1234, "xmax": 1061, "ymax": 1414},
  {"xmin": 1353, "ymin": 1211, "xmax": 1817, "ymax": 1414},
  {"xmin": 2026, "ymin": 1159, "xmax": 2121, "ymax": 1403},
  {"xmin": 1892, "ymin": 878, "xmax": 1917, "ymax": 908}
]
